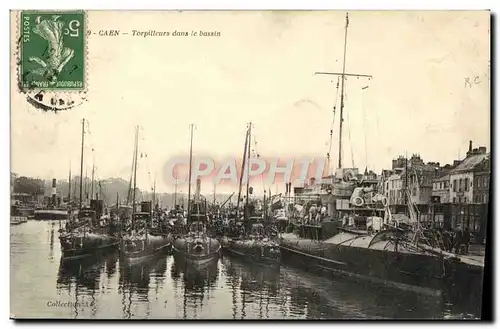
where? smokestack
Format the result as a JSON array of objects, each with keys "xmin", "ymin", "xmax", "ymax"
[
  {"xmin": 469, "ymin": 140, "xmax": 473, "ymax": 152},
  {"xmin": 195, "ymin": 178, "xmax": 201, "ymax": 202},
  {"xmin": 51, "ymin": 179, "xmax": 56, "ymax": 206}
]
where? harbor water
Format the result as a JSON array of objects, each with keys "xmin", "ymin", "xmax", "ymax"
[{"xmin": 10, "ymin": 221, "xmax": 481, "ymax": 319}]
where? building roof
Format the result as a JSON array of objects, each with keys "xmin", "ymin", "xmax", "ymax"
[
  {"xmin": 433, "ymin": 174, "xmax": 450, "ymax": 182},
  {"xmin": 450, "ymin": 153, "xmax": 490, "ymax": 174}
]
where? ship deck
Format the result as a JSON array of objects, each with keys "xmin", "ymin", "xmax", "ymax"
[
  {"xmin": 458, "ymin": 255, "xmax": 484, "ymax": 267},
  {"xmin": 280, "ymin": 233, "xmax": 485, "ymax": 268}
]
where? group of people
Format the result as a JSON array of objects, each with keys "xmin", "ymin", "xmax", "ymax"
[
  {"xmin": 294, "ymin": 202, "xmax": 327, "ymax": 225},
  {"xmin": 440, "ymin": 227, "xmax": 472, "ymax": 254}
]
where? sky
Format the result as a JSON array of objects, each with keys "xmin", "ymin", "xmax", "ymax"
[{"xmin": 10, "ymin": 10, "xmax": 490, "ymax": 194}]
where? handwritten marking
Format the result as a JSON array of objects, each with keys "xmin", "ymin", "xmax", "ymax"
[{"xmin": 464, "ymin": 76, "xmax": 481, "ymax": 88}]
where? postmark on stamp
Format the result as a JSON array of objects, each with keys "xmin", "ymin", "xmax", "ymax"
[{"xmin": 17, "ymin": 10, "xmax": 87, "ymax": 111}]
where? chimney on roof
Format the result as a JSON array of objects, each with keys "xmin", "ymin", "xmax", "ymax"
[
  {"xmin": 51, "ymin": 179, "xmax": 57, "ymax": 206},
  {"xmin": 469, "ymin": 140, "xmax": 473, "ymax": 152},
  {"xmin": 478, "ymin": 146, "xmax": 487, "ymax": 154}
]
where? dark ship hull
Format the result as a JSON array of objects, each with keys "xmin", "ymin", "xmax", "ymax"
[
  {"xmin": 173, "ymin": 235, "xmax": 220, "ymax": 267},
  {"xmin": 13, "ymin": 207, "xmax": 35, "ymax": 218},
  {"xmin": 121, "ymin": 233, "xmax": 173, "ymax": 265},
  {"xmin": 34, "ymin": 209, "xmax": 68, "ymax": 221},
  {"xmin": 444, "ymin": 255, "xmax": 485, "ymax": 305},
  {"xmin": 59, "ymin": 233, "xmax": 120, "ymax": 260},
  {"xmin": 280, "ymin": 230, "xmax": 450, "ymax": 296},
  {"xmin": 281, "ymin": 226, "xmax": 485, "ymax": 299},
  {"xmin": 222, "ymin": 237, "xmax": 280, "ymax": 265}
]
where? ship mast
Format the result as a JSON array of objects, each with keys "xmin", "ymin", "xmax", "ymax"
[
  {"xmin": 236, "ymin": 124, "xmax": 250, "ymax": 220},
  {"xmin": 245, "ymin": 122, "xmax": 252, "ymax": 216},
  {"xmin": 405, "ymin": 152, "xmax": 409, "ymax": 211},
  {"xmin": 90, "ymin": 155, "xmax": 95, "ymax": 200},
  {"xmin": 152, "ymin": 178, "xmax": 156, "ymax": 209},
  {"xmin": 174, "ymin": 178, "xmax": 178, "ymax": 208},
  {"xmin": 79, "ymin": 119, "xmax": 85, "ymax": 210},
  {"xmin": 337, "ymin": 13, "xmax": 348, "ymax": 169},
  {"xmin": 315, "ymin": 12, "xmax": 372, "ymax": 171},
  {"xmin": 213, "ymin": 181, "xmax": 216, "ymax": 207},
  {"xmin": 126, "ymin": 135, "xmax": 136, "ymax": 206},
  {"xmin": 187, "ymin": 124, "xmax": 194, "ymax": 218},
  {"xmin": 84, "ymin": 167, "xmax": 88, "ymax": 202},
  {"xmin": 132, "ymin": 126, "xmax": 139, "ymax": 221},
  {"xmin": 68, "ymin": 163, "xmax": 71, "ymax": 204}
]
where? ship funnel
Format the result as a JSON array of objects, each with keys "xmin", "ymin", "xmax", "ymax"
[
  {"xmin": 195, "ymin": 178, "xmax": 201, "ymax": 202},
  {"xmin": 51, "ymin": 179, "xmax": 57, "ymax": 206}
]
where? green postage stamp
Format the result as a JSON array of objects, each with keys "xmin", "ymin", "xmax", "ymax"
[{"xmin": 20, "ymin": 11, "xmax": 86, "ymax": 91}]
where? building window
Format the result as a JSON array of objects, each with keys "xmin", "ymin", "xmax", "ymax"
[
  {"xmin": 453, "ymin": 197, "xmax": 456, "ymax": 203},
  {"xmin": 465, "ymin": 178, "xmax": 469, "ymax": 192},
  {"xmin": 464, "ymin": 197, "xmax": 467, "ymax": 203},
  {"xmin": 453, "ymin": 180, "xmax": 457, "ymax": 192},
  {"xmin": 483, "ymin": 194, "xmax": 488, "ymax": 203}
]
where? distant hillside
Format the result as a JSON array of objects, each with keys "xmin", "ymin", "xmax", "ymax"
[{"xmin": 12, "ymin": 173, "xmax": 235, "ymax": 208}]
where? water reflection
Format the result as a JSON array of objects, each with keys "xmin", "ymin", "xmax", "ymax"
[
  {"xmin": 10, "ymin": 221, "xmax": 482, "ymax": 319},
  {"xmin": 48, "ymin": 222, "xmax": 55, "ymax": 260},
  {"xmin": 119, "ymin": 255, "xmax": 168, "ymax": 319},
  {"xmin": 222, "ymin": 256, "xmax": 281, "ymax": 319},
  {"xmin": 171, "ymin": 258, "xmax": 219, "ymax": 319},
  {"xmin": 56, "ymin": 252, "xmax": 119, "ymax": 318},
  {"xmin": 280, "ymin": 267, "xmax": 443, "ymax": 319}
]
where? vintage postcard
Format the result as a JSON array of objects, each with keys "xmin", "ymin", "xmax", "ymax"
[{"xmin": 10, "ymin": 10, "xmax": 490, "ymax": 320}]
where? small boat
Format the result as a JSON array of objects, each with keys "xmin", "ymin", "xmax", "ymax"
[
  {"xmin": 173, "ymin": 222, "xmax": 221, "ymax": 267},
  {"xmin": 58, "ymin": 118, "xmax": 121, "ymax": 260},
  {"xmin": 172, "ymin": 124, "xmax": 220, "ymax": 267},
  {"xmin": 221, "ymin": 123, "xmax": 280, "ymax": 265},
  {"xmin": 120, "ymin": 127, "xmax": 173, "ymax": 265},
  {"xmin": 59, "ymin": 225, "xmax": 120, "ymax": 260},
  {"xmin": 173, "ymin": 204, "xmax": 221, "ymax": 267},
  {"xmin": 121, "ymin": 212, "xmax": 173, "ymax": 265},
  {"xmin": 223, "ymin": 215, "xmax": 281, "ymax": 265}
]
